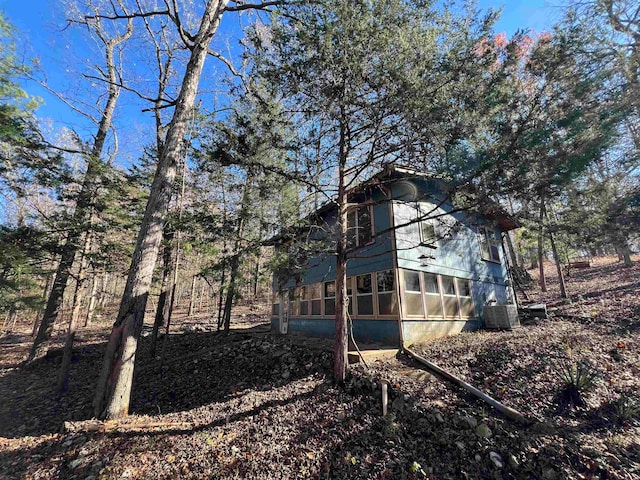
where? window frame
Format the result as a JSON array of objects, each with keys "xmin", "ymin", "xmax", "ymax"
[
  {"xmin": 355, "ymin": 273, "xmax": 375, "ymax": 317},
  {"xmin": 478, "ymin": 226, "xmax": 501, "ymax": 263},
  {"xmin": 347, "ymin": 204, "xmax": 374, "ymax": 249},
  {"xmin": 402, "ymin": 269, "xmax": 425, "ymax": 318},
  {"xmin": 376, "ymin": 269, "xmax": 398, "ymax": 317},
  {"xmin": 416, "ymin": 203, "xmax": 439, "ymax": 248},
  {"xmin": 324, "ymin": 280, "xmax": 336, "ymax": 317}
]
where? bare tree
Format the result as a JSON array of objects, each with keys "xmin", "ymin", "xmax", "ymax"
[{"xmin": 28, "ymin": 4, "xmax": 133, "ymax": 362}]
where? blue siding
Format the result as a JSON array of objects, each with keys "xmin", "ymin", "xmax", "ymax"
[{"xmin": 271, "ymin": 317, "xmax": 400, "ymax": 344}]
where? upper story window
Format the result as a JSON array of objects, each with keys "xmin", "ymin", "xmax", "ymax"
[
  {"xmin": 415, "ymin": 203, "xmax": 438, "ymax": 247},
  {"xmin": 478, "ymin": 227, "xmax": 500, "ymax": 262},
  {"xmin": 348, "ymin": 205, "xmax": 373, "ymax": 248}
]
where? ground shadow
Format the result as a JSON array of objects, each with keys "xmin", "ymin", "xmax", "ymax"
[{"xmin": 0, "ymin": 324, "xmax": 333, "ymax": 438}]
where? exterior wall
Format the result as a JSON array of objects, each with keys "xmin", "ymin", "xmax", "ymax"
[
  {"xmin": 270, "ymin": 175, "xmax": 516, "ymax": 346},
  {"xmin": 391, "ymin": 179, "xmax": 514, "ymax": 323}
]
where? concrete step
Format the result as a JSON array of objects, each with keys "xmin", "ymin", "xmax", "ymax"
[{"xmin": 348, "ymin": 348, "xmax": 399, "ymax": 364}]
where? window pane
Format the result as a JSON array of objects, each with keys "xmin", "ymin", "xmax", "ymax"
[
  {"xmin": 479, "ymin": 228, "xmax": 490, "ymax": 259},
  {"xmin": 300, "ymin": 286, "xmax": 308, "ymax": 299},
  {"xmin": 441, "ymin": 276, "xmax": 456, "ymax": 295},
  {"xmin": 292, "ymin": 301, "xmax": 300, "ymax": 316},
  {"xmin": 300, "ymin": 300, "xmax": 308, "ymax": 316},
  {"xmin": 421, "ymin": 222, "xmax": 436, "ymax": 244},
  {"xmin": 346, "ymin": 277, "xmax": 353, "ymax": 296},
  {"xmin": 424, "ymin": 273, "xmax": 439, "ymax": 294},
  {"xmin": 311, "ymin": 299, "xmax": 322, "ymax": 315},
  {"xmin": 490, "ymin": 245, "xmax": 500, "ymax": 262},
  {"xmin": 378, "ymin": 292, "xmax": 397, "ymax": 315},
  {"xmin": 444, "ymin": 296, "xmax": 459, "ymax": 317},
  {"xmin": 377, "ymin": 270, "xmax": 394, "ymax": 293},
  {"xmin": 311, "ymin": 283, "xmax": 321, "ymax": 299},
  {"xmin": 404, "ymin": 270, "xmax": 421, "ymax": 293},
  {"xmin": 357, "ymin": 274, "xmax": 372, "ymax": 294},
  {"xmin": 272, "ymin": 304, "xmax": 280, "ymax": 316},
  {"xmin": 348, "ymin": 296, "xmax": 353, "ymax": 315},
  {"xmin": 324, "ymin": 298, "xmax": 335, "ymax": 316},
  {"xmin": 357, "ymin": 295, "xmax": 373, "ymax": 315},
  {"xmin": 458, "ymin": 278, "xmax": 471, "ymax": 297},
  {"xmin": 405, "ymin": 292, "xmax": 424, "ymax": 316},
  {"xmin": 357, "ymin": 206, "xmax": 372, "ymax": 245},
  {"xmin": 460, "ymin": 297, "xmax": 474, "ymax": 317},
  {"xmin": 324, "ymin": 281, "xmax": 336, "ymax": 297},
  {"xmin": 426, "ymin": 294, "xmax": 443, "ymax": 317}
]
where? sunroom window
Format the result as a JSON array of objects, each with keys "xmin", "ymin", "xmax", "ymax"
[
  {"xmin": 310, "ymin": 283, "xmax": 322, "ymax": 315},
  {"xmin": 458, "ymin": 278, "xmax": 474, "ymax": 318},
  {"xmin": 441, "ymin": 275, "xmax": 460, "ymax": 318},
  {"xmin": 377, "ymin": 270, "xmax": 397, "ymax": 315},
  {"xmin": 423, "ymin": 273, "xmax": 443, "ymax": 317},
  {"xmin": 403, "ymin": 270, "xmax": 424, "ymax": 316},
  {"xmin": 324, "ymin": 281, "xmax": 335, "ymax": 316},
  {"xmin": 356, "ymin": 273, "xmax": 374, "ymax": 316}
]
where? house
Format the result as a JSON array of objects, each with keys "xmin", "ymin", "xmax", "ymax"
[{"xmin": 270, "ymin": 165, "xmax": 518, "ymax": 346}]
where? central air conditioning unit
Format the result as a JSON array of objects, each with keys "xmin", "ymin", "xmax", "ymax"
[{"xmin": 483, "ymin": 304, "xmax": 520, "ymax": 330}]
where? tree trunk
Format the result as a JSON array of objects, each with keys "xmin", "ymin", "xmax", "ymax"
[
  {"xmin": 84, "ymin": 273, "xmax": 99, "ymax": 327},
  {"xmin": 537, "ymin": 200, "xmax": 547, "ymax": 292},
  {"xmin": 188, "ymin": 275, "xmax": 198, "ymax": 317},
  {"xmin": 548, "ymin": 230, "xmax": 568, "ymax": 299},
  {"xmin": 28, "ymin": 24, "xmax": 132, "ymax": 362},
  {"xmin": 93, "ymin": 1, "xmax": 227, "ymax": 420},
  {"xmin": 333, "ymin": 115, "xmax": 349, "ymax": 384},
  {"xmin": 617, "ymin": 234, "xmax": 633, "ymax": 267},
  {"xmin": 504, "ymin": 231, "xmax": 519, "ymax": 268},
  {"xmin": 150, "ymin": 232, "xmax": 174, "ymax": 357},
  {"xmin": 57, "ymin": 234, "xmax": 91, "ymax": 393}
]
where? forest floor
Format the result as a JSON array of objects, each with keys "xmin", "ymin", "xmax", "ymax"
[{"xmin": 1, "ymin": 256, "xmax": 639, "ymax": 479}]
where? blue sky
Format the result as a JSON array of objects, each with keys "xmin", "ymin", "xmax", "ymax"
[{"xmin": 0, "ymin": 0, "xmax": 564, "ymax": 168}]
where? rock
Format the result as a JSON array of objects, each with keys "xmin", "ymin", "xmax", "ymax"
[
  {"xmin": 74, "ymin": 435, "xmax": 88, "ymax": 445},
  {"xmin": 392, "ymin": 396, "xmax": 405, "ymax": 412},
  {"xmin": 506, "ymin": 453, "xmax": 519, "ymax": 468},
  {"xmin": 542, "ymin": 468, "xmax": 558, "ymax": 480},
  {"xmin": 463, "ymin": 416, "xmax": 478, "ymax": 429},
  {"xmin": 435, "ymin": 413, "xmax": 444, "ymax": 423},
  {"xmin": 475, "ymin": 454, "xmax": 482, "ymax": 462},
  {"xmin": 62, "ymin": 439, "xmax": 74, "ymax": 448},
  {"xmin": 475, "ymin": 423, "xmax": 492, "ymax": 438},
  {"xmin": 281, "ymin": 370, "xmax": 290, "ymax": 379},
  {"xmin": 489, "ymin": 451, "xmax": 504, "ymax": 468},
  {"xmin": 455, "ymin": 441, "xmax": 465, "ymax": 451},
  {"xmin": 69, "ymin": 458, "xmax": 84, "ymax": 470}
]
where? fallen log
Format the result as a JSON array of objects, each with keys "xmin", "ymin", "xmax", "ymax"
[{"xmin": 403, "ymin": 347, "xmax": 532, "ymax": 425}]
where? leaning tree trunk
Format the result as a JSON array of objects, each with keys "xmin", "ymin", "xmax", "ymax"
[
  {"xmin": 27, "ymin": 23, "xmax": 132, "ymax": 363},
  {"xmin": 93, "ymin": 1, "xmax": 227, "ymax": 420}
]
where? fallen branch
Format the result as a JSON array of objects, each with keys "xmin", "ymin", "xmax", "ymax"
[
  {"xmin": 63, "ymin": 419, "xmax": 194, "ymax": 434},
  {"xmin": 403, "ymin": 347, "xmax": 532, "ymax": 425}
]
